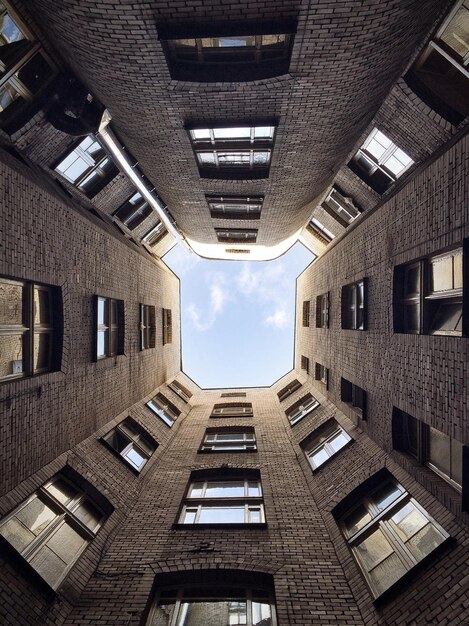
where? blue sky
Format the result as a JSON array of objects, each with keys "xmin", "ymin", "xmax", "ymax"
[{"xmin": 164, "ymin": 242, "xmax": 315, "ymax": 389}]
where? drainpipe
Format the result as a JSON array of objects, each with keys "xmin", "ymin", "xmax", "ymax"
[{"xmin": 97, "ymin": 109, "xmax": 191, "ymax": 251}]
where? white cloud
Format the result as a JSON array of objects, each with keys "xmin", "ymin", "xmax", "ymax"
[
  {"xmin": 264, "ymin": 309, "xmax": 289, "ymax": 329},
  {"xmin": 186, "ymin": 271, "xmax": 232, "ymax": 332}
]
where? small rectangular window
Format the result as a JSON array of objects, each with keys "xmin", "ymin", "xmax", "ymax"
[
  {"xmin": 0, "ymin": 277, "xmax": 60, "ymax": 380},
  {"xmin": 302, "ymin": 419, "xmax": 351, "ymax": 471},
  {"xmin": 114, "ymin": 192, "xmax": 153, "ymax": 230},
  {"xmin": 142, "ymin": 221, "xmax": 166, "ymax": 247},
  {"xmin": 308, "ymin": 217, "xmax": 335, "ymax": 245},
  {"xmin": 200, "ymin": 428, "xmax": 257, "ymax": 452},
  {"xmin": 286, "ymin": 394, "xmax": 320, "ymax": 426},
  {"xmin": 220, "ymin": 391, "xmax": 247, "ymax": 398},
  {"xmin": 215, "ymin": 228, "xmax": 258, "ymax": 244},
  {"xmin": 206, "ymin": 195, "xmax": 263, "ymax": 220},
  {"xmin": 277, "ymin": 379, "xmax": 301, "ymax": 402},
  {"xmin": 323, "ymin": 187, "xmax": 361, "ymax": 226},
  {"xmin": 146, "ymin": 393, "xmax": 180, "ymax": 427},
  {"xmin": 341, "ymin": 279, "xmax": 367, "ymax": 330},
  {"xmin": 341, "ymin": 378, "xmax": 367, "ymax": 420},
  {"xmin": 300, "ymin": 355, "xmax": 310, "ymax": 373},
  {"xmin": 211, "ymin": 403, "xmax": 253, "ymax": 418},
  {"xmin": 316, "ymin": 292, "xmax": 330, "ymax": 328},
  {"xmin": 302, "ymin": 300, "xmax": 310, "ymax": 327},
  {"xmin": 140, "ymin": 304, "xmax": 156, "ymax": 350},
  {"xmin": 314, "ymin": 363, "xmax": 329, "ymax": 389},
  {"xmin": 95, "ymin": 296, "xmax": 124, "ymax": 359},
  {"xmin": 168, "ymin": 380, "xmax": 192, "ymax": 402},
  {"xmin": 162, "ymin": 308, "xmax": 172, "ymax": 344},
  {"xmin": 102, "ymin": 417, "xmax": 157, "ymax": 472}
]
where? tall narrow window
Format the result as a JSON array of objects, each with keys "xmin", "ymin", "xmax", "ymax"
[
  {"xmin": 302, "ymin": 420, "xmax": 351, "ymax": 470},
  {"xmin": 102, "ymin": 418, "xmax": 157, "ymax": 472},
  {"xmin": 341, "ymin": 378, "xmax": 367, "ymax": 420},
  {"xmin": 286, "ymin": 394, "xmax": 320, "ymax": 426},
  {"xmin": 162, "ymin": 308, "xmax": 172, "ymax": 345},
  {"xmin": 54, "ymin": 136, "xmax": 118, "ymax": 198},
  {"xmin": 316, "ymin": 292, "xmax": 330, "ymax": 328},
  {"xmin": 140, "ymin": 304, "xmax": 156, "ymax": 350},
  {"xmin": 349, "ymin": 128, "xmax": 414, "ymax": 194},
  {"xmin": 95, "ymin": 296, "xmax": 124, "ymax": 359},
  {"xmin": 394, "ymin": 246, "xmax": 465, "ymax": 336},
  {"xmin": 146, "ymin": 393, "xmax": 180, "ymax": 427},
  {"xmin": 341, "ymin": 279, "xmax": 367, "ymax": 330},
  {"xmin": 0, "ymin": 277, "xmax": 60, "ymax": 380},
  {"xmin": 337, "ymin": 476, "xmax": 449, "ymax": 598},
  {"xmin": 178, "ymin": 473, "xmax": 265, "ymax": 524},
  {"xmin": 314, "ymin": 363, "xmax": 329, "ymax": 389},
  {"xmin": 300, "ymin": 355, "xmax": 310, "ymax": 373},
  {"xmin": 302, "ymin": 301, "xmax": 310, "ymax": 327},
  {"xmin": 114, "ymin": 191, "xmax": 153, "ymax": 230},
  {"xmin": 0, "ymin": 471, "xmax": 110, "ymax": 589}
]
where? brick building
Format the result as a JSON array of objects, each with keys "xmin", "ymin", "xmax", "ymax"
[{"xmin": 0, "ymin": 0, "xmax": 468, "ymax": 625}]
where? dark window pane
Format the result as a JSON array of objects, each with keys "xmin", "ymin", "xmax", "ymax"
[{"xmin": 16, "ymin": 52, "xmax": 53, "ymax": 94}]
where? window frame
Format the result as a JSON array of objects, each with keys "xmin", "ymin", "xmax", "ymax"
[
  {"xmin": 199, "ymin": 428, "xmax": 257, "ymax": 453},
  {"xmin": 322, "ymin": 187, "xmax": 361, "ymax": 227},
  {"xmin": 341, "ymin": 378, "xmax": 367, "ymax": 420},
  {"xmin": 140, "ymin": 304, "xmax": 156, "ymax": 350},
  {"xmin": 211, "ymin": 403, "xmax": 253, "ymax": 418},
  {"xmin": 146, "ymin": 393, "xmax": 180, "ymax": 427},
  {"xmin": 168, "ymin": 380, "xmax": 192, "ymax": 402},
  {"xmin": 277, "ymin": 379, "xmax": 301, "ymax": 402},
  {"xmin": 303, "ymin": 419, "xmax": 352, "ymax": 471},
  {"xmin": 215, "ymin": 228, "xmax": 258, "ymax": 243},
  {"xmin": 114, "ymin": 191, "xmax": 153, "ymax": 231},
  {"xmin": 341, "ymin": 278, "xmax": 367, "ymax": 330},
  {"xmin": 307, "ymin": 217, "xmax": 335, "ymax": 244},
  {"xmin": 206, "ymin": 195, "xmax": 263, "ymax": 220},
  {"xmin": 300, "ymin": 355, "xmax": 310, "ymax": 374},
  {"xmin": 314, "ymin": 362, "xmax": 329, "ymax": 389},
  {"xmin": 101, "ymin": 417, "xmax": 157, "ymax": 473},
  {"xmin": 162, "ymin": 308, "xmax": 172, "ymax": 345},
  {"xmin": 0, "ymin": 277, "xmax": 60, "ymax": 381},
  {"xmin": 286, "ymin": 393, "xmax": 320, "ymax": 426},
  {"xmin": 315, "ymin": 292, "xmax": 330, "ymax": 328},
  {"xmin": 95, "ymin": 296, "xmax": 124, "ymax": 360},
  {"xmin": 302, "ymin": 300, "xmax": 310, "ymax": 327}
]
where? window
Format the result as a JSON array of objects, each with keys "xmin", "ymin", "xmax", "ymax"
[
  {"xmin": 341, "ymin": 378, "xmax": 367, "ymax": 420},
  {"xmin": 221, "ymin": 391, "xmax": 247, "ymax": 398},
  {"xmin": 0, "ymin": 277, "xmax": 60, "ymax": 380},
  {"xmin": 144, "ymin": 571, "xmax": 277, "ymax": 626},
  {"xmin": 405, "ymin": 0, "xmax": 469, "ymax": 124},
  {"xmin": 211, "ymin": 403, "xmax": 253, "ymax": 417},
  {"xmin": 159, "ymin": 19, "xmax": 295, "ymax": 83},
  {"xmin": 307, "ymin": 217, "xmax": 335, "ymax": 245},
  {"xmin": 0, "ymin": 471, "xmax": 110, "ymax": 589},
  {"xmin": 349, "ymin": 128, "xmax": 414, "ymax": 194},
  {"xmin": 168, "ymin": 380, "xmax": 192, "ymax": 402},
  {"xmin": 207, "ymin": 195, "xmax": 263, "ymax": 220},
  {"xmin": 314, "ymin": 363, "xmax": 329, "ymax": 389},
  {"xmin": 95, "ymin": 296, "xmax": 124, "ymax": 359},
  {"xmin": 102, "ymin": 418, "xmax": 157, "ymax": 472},
  {"xmin": 392, "ymin": 408, "xmax": 467, "ymax": 501},
  {"xmin": 315, "ymin": 292, "xmax": 330, "ymax": 328},
  {"xmin": 394, "ymin": 246, "xmax": 465, "ymax": 336},
  {"xmin": 146, "ymin": 393, "xmax": 180, "ymax": 427},
  {"xmin": 341, "ymin": 279, "xmax": 367, "ymax": 330},
  {"xmin": 142, "ymin": 221, "xmax": 166, "ymax": 247},
  {"xmin": 302, "ymin": 300, "xmax": 310, "ymax": 327},
  {"xmin": 322, "ymin": 187, "xmax": 361, "ymax": 227},
  {"xmin": 200, "ymin": 428, "xmax": 257, "ymax": 452},
  {"xmin": 337, "ymin": 476, "xmax": 449, "ymax": 598},
  {"xmin": 216, "ymin": 228, "xmax": 258, "ymax": 244},
  {"xmin": 178, "ymin": 473, "xmax": 265, "ymax": 524},
  {"xmin": 188, "ymin": 125, "xmax": 276, "ymax": 179},
  {"xmin": 162, "ymin": 308, "xmax": 172, "ymax": 344},
  {"xmin": 303, "ymin": 419, "xmax": 351, "ymax": 470},
  {"xmin": 0, "ymin": 1, "xmax": 57, "ymax": 132},
  {"xmin": 140, "ymin": 304, "xmax": 156, "ymax": 350},
  {"xmin": 54, "ymin": 136, "xmax": 118, "ymax": 198},
  {"xmin": 300, "ymin": 355, "xmax": 309, "ymax": 373},
  {"xmin": 114, "ymin": 191, "xmax": 153, "ymax": 230},
  {"xmin": 286, "ymin": 393, "xmax": 320, "ymax": 426},
  {"xmin": 277, "ymin": 379, "xmax": 301, "ymax": 402}
]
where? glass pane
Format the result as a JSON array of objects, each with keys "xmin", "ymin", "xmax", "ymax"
[
  {"xmin": 182, "ymin": 509, "xmax": 197, "ymax": 524},
  {"xmin": 188, "ymin": 482, "xmax": 204, "ymax": 497},
  {"xmin": 34, "ymin": 287, "xmax": 51, "ymax": 324},
  {"xmin": 149, "ymin": 602, "xmax": 175, "ymax": 626},
  {"xmin": 123, "ymin": 445, "xmax": 146, "ymax": 471},
  {"xmin": 390, "ymin": 502, "xmax": 428, "ymax": 541},
  {"xmin": 45, "ymin": 522, "xmax": 87, "ymax": 563},
  {"xmin": 453, "ymin": 250, "xmax": 463, "ymax": 288},
  {"xmin": 191, "ymin": 129, "xmax": 210, "ymax": 140},
  {"xmin": 407, "ymin": 523, "xmax": 446, "ymax": 561},
  {"xmin": 369, "ymin": 551, "xmax": 407, "ymax": 596},
  {"xmin": 74, "ymin": 499, "xmax": 102, "ymax": 531},
  {"xmin": 97, "ymin": 297, "xmax": 106, "ymax": 324},
  {"xmin": 110, "ymin": 330, "xmax": 118, "ymax": 355},
  {"xmin": 33, "ymin": 332, "xmax": 51, "ymax": 371},
  {"xmin": 16, "ymin": 52, "xmax": 53, "ymax": 95},
  {"xmin": 431, "ymin": 255, "xmax": 454, "ymax": 291},
  {"xmin": 247, "ymin": 481, "xmax": 261, "ymax": 497},
  {"xmin": 179, "ymin": 600, "xmax": 244, "ymax": 625},
  {"xmin": 0, "ymin": 516, "xmax": 35, "ymax": 551},
  {"xmin": 355, "ymin": 527, "xmax": 394, "ymax": 571},
  {"xmin": 439, "ymin": 6, "xmax": 469, "ymax": 60},
  {"xmin": 430, "ymin": 302, "xmax": 463, "ymax": 333},
  {"xmin": 218, "ymin": 151, "xmax": 250, "ymax": 164},
  {"xmin": 216, "ymin": 433, "xmax": 245, "ymax": 442},
  {"xmin": 328, "ymin": 431, "xmax": 350, "ymax": 452},
  {"xmin": 198, "ymin": 507, "xmax": 245, "ymax": 523},
  {"xmin": 451, "ymin": 438, "xmax": 463, "ymax": 487},
  {"xmin": 253, "ymin": 151, "xmax": 270, "ymax": 164},
  {"xmin": 343, "ymin": 504, "xmax": 372, "ymax": 536},
  {"xmin": 405, "ymin": 265, "xmax": 420, "ymax": 296},
  {"xmin": 309, "ymin": 447, "xmax": 329, "ymax": 468},
  {"xmin": 371, "ymin": 482, "xmax": 402, "ymax": 512},
  {"xmin": 254, "ymin": 126, "xmax": 274, "ymax": 139},
  {"xmin": 60, "ymin": 154, "xmax": 89, "ymax": 183},
  {"xmin": 0, "ymin": 280, "xmax": 23, "ymax": 324},
  {"xmin": 213, "ymin": 127, "xmax": 250, "ymax": 139},
  {"xmin": 252, "ymin": 602, "xmax": 272, "ymax": 626},
  {"xmin": 97, "ymin": 330, "xmax": 106, "ymax": 357},
  {"xmin": 29, "ymin": 545, "xmax": 66, "ymax": 588},
  {"xmin": 204, "ymin": 482, "xmax": 245, "ymax": 497},
  {"xmin": 0, "ymin": 14, "xmax": 25, "ymax": 44},
  {"xmin": 0, "ymin": 334, "xmax": 23, "ymax": 377},
  {"xmin": 45, "ymin": 478, "xmax": 78, "ymax": 505},
  {"xmin": 248, "ymin": 508, "xmax": 261, "ymax": 523},
  {"xmin": 198, "ymin": 152, "xmax": 216, "ymax": 164},
  {"xmin": 0, "ymin": 81, "xmax": 21, "ymax": 112},
  {"xmin": 428, "ymin": 427, "xmax": 451, "ymax": 477},
  {"xmin": 16, "ymin": 497, "xmax": 57, "ymax": 535}
]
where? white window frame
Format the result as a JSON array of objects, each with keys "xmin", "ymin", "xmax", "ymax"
[
  {"xmin": 146, "ymin": 394, "xmax": 179, "ymax": 427},
  {"xmin": 305, "ymin": 421, "xmax": 351, "ymax": 470},
  {"xmin": 201, "ymin": 430, "xmax": 257, "ymax": 452},
  {"xmin": 286, "ymin": 395, "xmax": 320, "ymax": 426},
  {"xmin": 102, "ymin": 418, "xmax": 156, "ymax": 472},
  {"xmin": 355, "ymin": 128, "xmax": 414, "ymax": 183}
]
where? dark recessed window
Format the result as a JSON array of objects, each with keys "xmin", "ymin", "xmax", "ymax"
[
  {"xmin": 142, "ymin": 221, "xmax": 166, "ymax": 247},
  {"xmin": 302, "ymin": 419, "xmax": 351, "ymax": 471},
  {"xmin": 168, "ymin": 380, "xmax": 192, "ymax": 402},
  {"xmin": 159, "ymin": 20, "xmax": 296, "ymax": 82},
  {"xmin": 0, "ymin": 471, "xmax": 110, "ymax": 589},
  {"xmin": 206, "ymin": 195, "xmax": 263, "ymax": 220},
  {"xmin": 277, "ymin": 379, "xmax": 301, "ymax": 402},
  {"xmin": 337, "ymin": 476, "xmax": 449, "ymax": 598},
  {"xmin": 188, "ymin": 125, "xmax": 276, "ymax": 179},
  {"xmin": 146, "ymin": 393, "xmax": 180, "ymax": 427},
  {"xmin": 404, "ymin": 1, "xmax": 469, "ymax": 124},
  {"xmin": 220, "ymin": 391, "xmax": 247, "ymax": 398},
  {"xmin": 54, "ymin": 136, "xmax": 118, "ymax": 198},
  {"xmin": 392, "ymin": 408, "xmax": 467, "ymax": 505},
  {"xmin": 0, "ymin": 3, "xmax": 57, "ymax": 133},
  {"xmin": 316, "ymin": 292, "xmax": 330, "ymax": 328},
  {"xmin": 322, "ymin": 187, "xmax": 361, "ymax": 227},
  {"xmin": 314, "ymin": 363, "xmax": 329, "ymax": 389},
  {"xmin": 211, "ymin": 403, "xmax": 253, "ymax": 418},
  {"xmin": 95, "ymin": 296, "xmax": 124, "ymax": 359},
  {"xmin": 215, "ymin": 228, "xmax": 258, "ymax": 244},
  {"xmin": 307, "ymin": 217, "xmax": 335, "ymax": 245},
  {"xmin": 200, "ymin": 427, "xmax": 257, "ymax": 452},
  {"xmin": 348, "ymin": 128, "xmax": 414, "ymax": 194},
  {"xmin": 286, "ymin": 393, "xmax": 320, "ymax": 426},
  {"xmin": 0, "ymin": 277, "xmax": 60, "ymax": 380},
  {"xmin": 341, "ymin": 279, "xmax": 367, "ymax": 330},
  {"xmin": 140, "ymin": 304, "xmax": 156, "ymax": 350},
  {"xmin": 394, "ymin": 246, "xmax": 465, "ymax": 336},
  {"xmin": 300, "ymin": 355, "xmax": 310, "ymax": 374},
  {"xmin": 162, "ymin": 308, "xmax": 172, "ymax": 344},
  {"xmin": 114, "ymin": 191, "xmax": 153, "ymax": 230},
  {"xmin": 102, "ymin": 417, "xmax": 157, "ymax": 472},
  {"xmin": 178, "ymin": 472, "xmax": 265, "ymax": 524},
  {"xmin": 341, "ymin": 378, "xmax": 367, "ymax": 420},
  {"xmin": 302, "ymin": 300, "xmax": 310, "ymax": 327}
]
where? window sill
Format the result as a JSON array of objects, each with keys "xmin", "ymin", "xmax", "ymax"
[{"xmin": 172, "ymin": 523, "xmax": 267, "ymax": 530}]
